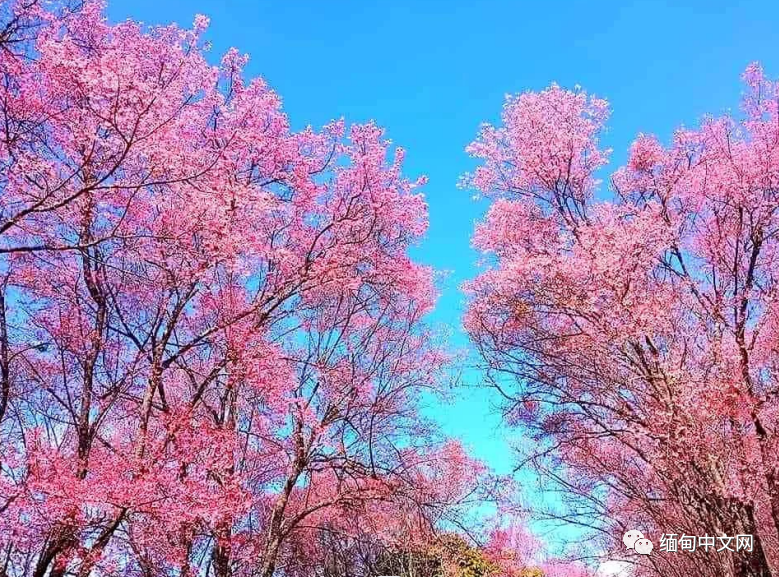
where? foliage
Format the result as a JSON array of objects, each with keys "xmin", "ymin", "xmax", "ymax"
[
  {"xmin": 465, "ymin": 66, "xmax": 779, "ymax": 577},
  {"xmin": 0, "ymin": 2, "xmax": 483, "ymax": 576},
  {"xmin": 438, "ymin": 534, "xmax": 501, "ymax": 577}
]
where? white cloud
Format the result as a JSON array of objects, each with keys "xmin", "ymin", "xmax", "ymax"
[{"xmin": 596, "ymin": 560, "xmax": 632, "ymax": 576}]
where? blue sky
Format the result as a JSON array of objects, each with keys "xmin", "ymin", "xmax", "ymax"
[{"xmin": 107, "ymin": 0, "xmax": 779, "ymax": 542}]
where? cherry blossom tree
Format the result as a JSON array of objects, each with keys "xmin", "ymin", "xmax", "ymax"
[
  {"xmin": 465, "ymin": 67, "xmax": 779, "ymax": 577},
  {"xmin": 0, "ymin": 2, "xmax": 485, "ymax": 576}
]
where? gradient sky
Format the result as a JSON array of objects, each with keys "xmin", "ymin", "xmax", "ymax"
[{"xmin": 105, "ymin": 0, "xmax": 779, "ymax": 553}]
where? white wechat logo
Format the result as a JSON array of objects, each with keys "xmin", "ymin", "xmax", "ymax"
[
  {"xmin": 623, "ymin": 530, "xmax": 653, "ymax": 554},
  {"xmin": 623, "ymin": 529, "xmax": 644, "ymax": 549},
  {"xmin": 634, "ymin": 538, "xmax": 654, "ymax": 555}
]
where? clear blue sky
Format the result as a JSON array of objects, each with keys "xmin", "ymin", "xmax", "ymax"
[{"xmin": 107, "ymin": 0, "xmax": 779, "ymax": 532}]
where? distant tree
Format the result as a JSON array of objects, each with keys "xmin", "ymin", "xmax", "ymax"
[
  {"xmin": 437, "ymin": 534, "xmax": 500, "ymax": 577},
  {"xmin": 374, "ymin": 533, "xmax": 508, "ymax": 577}
]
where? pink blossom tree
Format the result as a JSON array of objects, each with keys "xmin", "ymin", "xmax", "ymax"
[
  {"xmin": 465, "ymin": 68, "xmax": 779, "ymax": 577},
  {"xmin": 0, "ymin": 2, "xmax": 485, "ymax": 576}
]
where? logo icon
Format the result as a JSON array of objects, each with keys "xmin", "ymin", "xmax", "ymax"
[
  {"xmin": 623, "ymin": 530, "xmax": 644, "ymax": 549},
  {"xmin": 623, "ymin": 530, "xmax": 653, "ymax": 555},
  {"xmin": 634, "ymin": 538, "xmax": 654, "ymax": 555}
]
